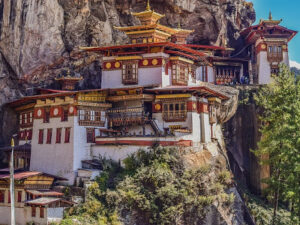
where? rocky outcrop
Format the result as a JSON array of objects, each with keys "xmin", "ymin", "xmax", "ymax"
[{"xmin": 0, "ymin": 0, "xmax": 255, "ymax": 79}]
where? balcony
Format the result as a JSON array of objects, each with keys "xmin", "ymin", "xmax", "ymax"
[
  {"xmin": 162, "ymin": 112, "xmax": 187, "ymax": 122},
  {"xmin": 267, "ymin": 53, "xmax": 283, "ymax": 62},
  {"xmin": 107, "ymin": 107, "xmax": 149, "ymax": 127}
]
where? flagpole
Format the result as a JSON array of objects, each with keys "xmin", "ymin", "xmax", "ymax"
[{"xmin": 10, "ymin": 138, "xmax": 15, "ymax": 225}]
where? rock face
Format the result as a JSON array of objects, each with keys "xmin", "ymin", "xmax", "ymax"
[
  {"xmin": 0, "ymin": 0, "xmax": 255, "ymax": 79},
  {"xmin": 0, "ymin": 0, "xmax": 255, "ymax": 143}
]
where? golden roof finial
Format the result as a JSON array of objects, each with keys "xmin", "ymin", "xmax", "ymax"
[
  {"xmin": 269, "ymin": 11, "xmax": 273, "ymax": 20},
  {"xmin": 146, "ymin": 0, "xmax": 151, "ymax": 11},
  {"xmin": 178, "ymin": 21, "xmax": 181, "ymax": 29}
]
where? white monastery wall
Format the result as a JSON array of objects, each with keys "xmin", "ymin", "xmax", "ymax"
[
  {"xmin": 283, "ymin": 52, "xmax": 289, "ymax": 65},
  {"xmin": 91, "ymin": 145, "xmax": 144, "ymax": 162},
  {"xmin": 257, "ymin": 51, "xmax": 271, "ymax": 84},
  {"xmin": 207, "ymin": 66, "xmax": 214, "ymax": 83},
  {"xmin": 30, "ymin": 117, "xmax": 75, "ymax": 184},
  {"xmin": 101, "ymin": 70, "xmax": 122, "ymax": 89},
  {"xmin": 138, "ymin": 67, "xmax": 163, "ymax": 86}
]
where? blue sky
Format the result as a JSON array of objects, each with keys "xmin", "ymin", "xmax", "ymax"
[{"xmin": 250, "ymin": 0, "xmax": 300, "ymax": 67}]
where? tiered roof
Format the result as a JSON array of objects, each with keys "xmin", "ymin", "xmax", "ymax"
[{"xmin": 241, "ymin": 12, "xmax": 297, "ymax": 43}]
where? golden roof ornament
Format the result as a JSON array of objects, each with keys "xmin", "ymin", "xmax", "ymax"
[
  {"xmin": 146, "ymin": 0, "xmax": 151, "ymax": 11},
  {"xmin": 269, "ymin": 11, "xmax": 273, "ymax": 20}
]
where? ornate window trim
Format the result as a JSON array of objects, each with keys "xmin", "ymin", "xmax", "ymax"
[
  {"xmin": 162, "ymin": 101, "xmax": 187, "ymax": 122},
  {"xmin": 122, "ymin": 60, "xmax": 138, "ymax": 85},
  {"xmin": 171, "ymin": 61, "xmax": 189, "ymax": 85}
]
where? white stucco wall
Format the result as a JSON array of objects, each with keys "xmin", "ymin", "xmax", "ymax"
[
  {"xmin": 30, "ymin": 117, "xmax": 76, "ymax": 184},
  {"xmin": 102, "ymin": 67, "xmax": 164, "ymax": 89},
  {"xmin": 257, "ymin": 51, "xmax": 271, "ymax": 84},
  {"xmin": 283, "ymin": 52, "xmax": 289, "ymax": 65},
  {"xmin": 91, "ymin": 145, "xmax": 145, "ymax": 162}
]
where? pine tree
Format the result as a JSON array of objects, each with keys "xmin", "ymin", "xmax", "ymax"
[{"xmin": 254, "ymin": 64, "xmax": 300, "ymax": 224}]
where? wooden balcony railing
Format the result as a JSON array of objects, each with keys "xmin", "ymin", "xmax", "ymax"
[{"xmin": 162, "ymin": 111, "xmax": 187, "ymax": 122}]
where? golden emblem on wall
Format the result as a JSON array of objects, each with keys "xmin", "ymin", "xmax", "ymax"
[
  {"xmin": 152, "ymin": 59, "xmax": 158, "ymax": 65},
  {"xmin": 115, "ymin": 62, "xmax": 121, "ymax": 68},
  {"xmin": 155, "ymin": 103, "xmax": 161, "ymax": 111},
  {"xmin": 193, "ymin": 103, "xmax": 197, "ymax": 110},
  {"xmin": 261, "ymin": 44, "xmax": 266, "ymax": 50},
  {"xmin": 282, "ymin": 45, "xmax": 287, "ymax": 50},
  {"xmin": 106, "ymin": 62, "xmax": 112, "ymax": 69},
  {"xmin": 143, "ymin": 59, "xmax": 149, "ymax": 66}
]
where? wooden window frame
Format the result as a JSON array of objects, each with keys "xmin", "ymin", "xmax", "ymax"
[
  {"xmin": 122, "ymin": 61, "xmax": 138, "ymax": 85},
  {"xmin": 65, "ymin": 127, "xmax": 71, "ymax": 143},
  {"xmin": 38, "ymin": 129, "xmax": 44, "ymax": 144},
  {"xmin": 86, "ymin": 128, "xmax": 95, "ymax": 143},
  {"xmin": 61, "ymin": 109, "xmax": 69, "ymax": 122},
  {"xmin": 46, "ymin": 129, "xmax": 52, "ymax": 144},
  {"xmin": 78, "ymin": 108, "xmax": 106, "ymax": 126},
  {"xmin": 0, "ymin": 190, "xmax": 4, "ymax": 203},
  {"xmin": 40, "ymin": 207, "xmax": 44, "ymax": 218},
  {"xmin": 17, "ymin": 191, "xmax": 22, "ymax": 203},
  {"xmin": 32, "ymin": 206, "xmax": 36, "ymax": 217},
  {"xmin": 267, "ymin": 44, "xmax": 283, "ymax": 62},
  {"xmin": 43, "ymin": 110, "xmax": 50, "ymax": 123},
  {"xmin": 171, "ymin": 61, "xmax": 189, "ymax": 85},
  {"xmin": 162, "ymin": 101, "xmax": 187, "ymax": 122},
  {"xmin": 56, "ymin": 128, "xmax": 62, "ymax": 143}
]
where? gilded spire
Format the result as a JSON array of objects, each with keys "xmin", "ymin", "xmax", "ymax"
[
  {"xmin": 146, "ymin": 0, "xmax": 151, "ymax": 11},
  {"xmin": 269, "ymin": 11, "xmax": 272, "ymax": 20},
  {"xmin": 178, "ymin": 21, "xmax": 181, "ymax": 29}
]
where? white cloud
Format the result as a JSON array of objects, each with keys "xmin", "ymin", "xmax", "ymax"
[{"xmin": 290, "ymin": 60, "xmax": 300, "ymax": 69}]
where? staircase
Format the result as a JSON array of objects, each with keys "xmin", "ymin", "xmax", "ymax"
[{"xmin": 148, "ymin": 119, "xmax": 161, "ymax": 136}]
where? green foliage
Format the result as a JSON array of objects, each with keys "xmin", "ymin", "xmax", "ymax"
[
  {"xmin": 254, "ymin": 64, "xmax": 300, "ymax": 222},
  {"xmin": 61, "ymin": 147, "xmax": 234, "ymax": 225},
  {"xmin": 244, "ymin": 190, "xmax": 298, "ymax": 225}
]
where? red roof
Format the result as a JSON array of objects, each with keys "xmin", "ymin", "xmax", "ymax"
[
  {"xmin": 81, "ymin": 42, "xmax": 208, "ymax": 63},
  {"xmin": 0, "ymin": 171, "xmax": 67, "ymax": 181},
  {"xmin": 145, "ymin": 85, "xmax": 229, "ymax": 100},
  {"xmin": 0, "ymin": 171, "xmax": 42, "ymax": 180},
  {"xmin": 241, "ymin": 24, "xmax": 297, "ymax": 43}
]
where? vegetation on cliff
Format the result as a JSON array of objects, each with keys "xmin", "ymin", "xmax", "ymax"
[
  {"xmin": 253, "ymin": 64, "xmax": 300, "ymax": 224},
  {"xmin": 59, "ymin": 147, "xmax": 234, "ymax": 225}
]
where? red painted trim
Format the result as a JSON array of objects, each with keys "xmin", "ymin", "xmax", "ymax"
[
  {"xmin": 50, "ymin": 106, "xmax": 62, "ymax": 118},
  {"xmin": 34, "ymin": 108, "xmax": 44, "ymax": 119},
  {"xmin": 187, "ymin": 101, "xmax": 197, "ymax": 112},
  {"xmin": 198, "ymin": 102, "xmax": 209, "ymax": 113},
  {"xmin": 95, "ymin": 139, "xmax": 192, "ymax": 147}
]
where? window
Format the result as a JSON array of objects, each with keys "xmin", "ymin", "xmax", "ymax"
[
  {"xmin": 86, "ymin": 128, "xmax": 95, "ymax": 143},
  {"xmin": 78, "ymin": 109, "xmax": 106, "ymax": 126},
  {"xmin": 215, "ymin": 66, "xmax": 241, "ymax": 85},
  {"xmin": 171, "ymin": 61, "xmax": 189, "ymax": 85},
  {"xmin": 17, "ymin": 191, "xmax": 22, "ymax": 203},
  {"xmin": 46, "ymin": 129, "xmax": 52, "ymax": 144},
  {"xmin": 29, "ymin": 112, "xmax": 33, "ymax": 123},
  {"xmin": 199, "ymin": 66, "xmax": 208, "ymax": 82},
  {"xmin": 162, "ymin": 101, "xmax": 187, "ymax": 122},
  {"xmin": 8, "ymin": 191, "xmax": 10, "ymax": 203},
  {"xmin": 43, "ymin": 110, "xmax": 50, "ymax": 123},
  {"xmin": 40, "ymin": 207, "xmax": 44, "ymax": 218},
  {"xmin": 56, "ymin": 128, "xmax": 62, "ymax": 143},
  {"xmin": 61, "ymin": 109, "xmax": 68, "ymax": 122},
  {"xmin": 267, "ymin": 44, "xmax": 283, "ymax": 62},
  {"xmin": 38, "ymin": 129, "xmax": 44, "ymax": 144},
  {"xmin": 65, "ymin": 128, "xmax": 71, "ymax": 143},
  {"xmin": 32, "ymin": 207, "xmax": 36, "ymax": 217},
  {"xmin": 122, "ymin": 61, "xmax": 138, "ymax": 84},
  {"xmin": 0, "ymin": 190, "xmax": 4, "ymax": 203}
]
